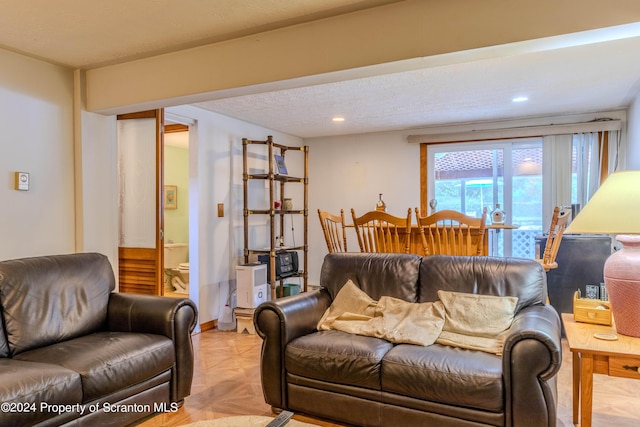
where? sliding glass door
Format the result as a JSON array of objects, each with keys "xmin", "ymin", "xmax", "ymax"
[{"xmin": 427, "ymin": 139, "xmax": 543, "ymax": 257}]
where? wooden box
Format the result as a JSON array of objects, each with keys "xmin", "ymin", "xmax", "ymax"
[{"xmin": 573, "ymin": 291, "xmax": 612, "ymax": 326}]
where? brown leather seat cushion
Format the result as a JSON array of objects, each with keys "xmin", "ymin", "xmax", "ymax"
[
  {"xmin": 0, "ymin": 359, "xmax": 82, "ymax": 426},
  {"xmin": 381, "ymin": 343, "xmax": 504, "ymax": 412},
  {"xmin": 14, "ymin": 331, "xmax": 175, "ymax": 402},
  {"xmin": 286, "ymin": 330, "xmax": 393, "ymax": 390}
]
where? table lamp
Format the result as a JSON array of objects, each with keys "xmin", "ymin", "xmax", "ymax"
[{"xmin": 565, "ymin": 170, "xmax": 640, "ymax": 337}]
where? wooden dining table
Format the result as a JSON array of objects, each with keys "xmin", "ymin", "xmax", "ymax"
[
  {"xmin": 486, "ymin": 223, "xmax": 520, "ymax": 256},
  {"xmin": 345, "ymin": 222, "xmax": 518, "ymax": 256}
]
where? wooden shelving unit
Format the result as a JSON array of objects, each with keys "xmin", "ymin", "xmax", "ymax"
[{"xmin": 242, "ymin": 136, "xmax": 308, "ymax": 299}]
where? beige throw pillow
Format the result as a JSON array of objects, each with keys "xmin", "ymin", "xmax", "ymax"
[
  {"xmin": 436, "ymin": 290, "xmax": 518, "ymax": 355},
  {"xmin": 438, "ymin": 290, "xmax": 518, "ymax": 337},
  {"xmin": 317, "ymin": 280, "xmax": 377, "ymax": 330}
]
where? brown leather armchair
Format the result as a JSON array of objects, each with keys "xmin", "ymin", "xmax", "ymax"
[
  {"xmin": 255, "ymin": 253, "xmax": 562, "ymax": 427},
  {"xmin": 0, "ymin": 253, "xmax": 198, "ymax": 427}
]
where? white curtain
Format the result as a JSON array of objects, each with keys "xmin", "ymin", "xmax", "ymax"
[
  {"xmin": 542, "ymin": 134, "xmax": 572, "ymax": 229},
  {"xmin": 572, "ymin": 130, "xmax": 622, "ymax": 210},
  {"xmin": 574, "ymin": 132, "xmax": 600, "ymax": 208},
  {"xmin": 606, "ymin": 130, "xmax": 622, "ymax": 174}
]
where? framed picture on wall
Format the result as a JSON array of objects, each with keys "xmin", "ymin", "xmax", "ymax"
[{"xmin": 165, "ymin": 185, "xmax": 177, "ymax": 209}]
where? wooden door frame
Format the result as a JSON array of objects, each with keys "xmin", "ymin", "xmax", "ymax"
[{"xmin": 116, "ymin": 109, "xmax": 165, "ymax": 295}]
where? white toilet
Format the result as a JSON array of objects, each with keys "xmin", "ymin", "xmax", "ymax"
[{"xmin": 164, "ymin": 243, "xmax": 189, "ymax": 294}]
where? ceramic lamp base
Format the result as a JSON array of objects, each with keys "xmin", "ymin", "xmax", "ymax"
[{"xmin": 604, "ymin": 235, "xmax": 640, "ymax": 337}]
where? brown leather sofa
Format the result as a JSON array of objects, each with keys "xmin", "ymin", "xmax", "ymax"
[
  {"xmin": 254, "ymin": 253, "xmax": 562, "ymax": 427},
  {"xmin": 0, "ymin": 252, "xmax": 198, "ymax": 427}
]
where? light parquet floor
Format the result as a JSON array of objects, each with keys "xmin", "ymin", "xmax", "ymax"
[{"xmin": 134, "ymin": 329, "xmax": 640, "ymax": 427}]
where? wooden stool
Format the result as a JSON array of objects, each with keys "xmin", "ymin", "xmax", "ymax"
[{"xmin": 234, "ymin": 307, "xmax": 256, "ymax": 334}]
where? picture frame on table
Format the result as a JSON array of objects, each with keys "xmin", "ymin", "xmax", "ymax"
[{"xmin": 274, "ymin": 154, "xmax": 288, "ymax": 175}]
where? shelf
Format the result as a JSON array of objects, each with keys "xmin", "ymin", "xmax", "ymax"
[
  {"xmin": 245, "ymin": 173, "xmax": 306, "ymax": 183},
  {"xmin": 242, "ymin": 136, "xmax": 308, "ymax": 299},
  {"xmin": 245, "ymin": 246, "xmax": 305, "ymax": 255},
  {"xmin": 245, "ymin": 209, "xmax": 307, "ymax": 215}
]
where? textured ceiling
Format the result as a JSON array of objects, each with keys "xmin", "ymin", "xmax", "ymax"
[
  {"xmin": 2, "ymin": 1, "xmax": 640, "ymax": 138},
  {"xmin": 195, "ymin": 35, "xmax": 640, "ymax": 137}
]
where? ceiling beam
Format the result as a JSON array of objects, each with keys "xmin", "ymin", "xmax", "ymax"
[{"xmin": 86, "ymin": 0, "xmax": 640, "ymax": 115}]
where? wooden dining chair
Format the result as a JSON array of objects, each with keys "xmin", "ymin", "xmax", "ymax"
[
  {"xmin": 536, "ymin": 206, "xmax": 571, "ymax": 271},
  {"xmin": 415, "ymin": 208, "xmax": 488, "ymax": 256},
  {"xmin": 318, "ymin": 209, "xmax": 348, "ymax": 253},
  {"xmin": 351, "ymin": 208, "xmax": 412, "ymax": 253}
]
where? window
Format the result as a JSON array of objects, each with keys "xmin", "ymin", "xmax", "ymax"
[
  {"xmin": 422, "ymin": 128, "xmax": 621, "ymax": 258},
  {"xmin": 427, "ymin": 139, "xmax": 543, "ymax": 257}
]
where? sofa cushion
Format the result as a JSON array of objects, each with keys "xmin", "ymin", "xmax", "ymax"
[
  {"xmin": 286, "ymin": 330, "xmax": 393, "ymax": 390},
  {"xmin": 0, "ymin": 359, "xmax": 82, "ymax": 426},
  {"xmin": 381, "ymin": 343, "xmax": 504, "ymax": 412},
  {"xmin": 14, "ymin": 331, "xmax": 174, "ymax": 402},
  {"xmin": 0, "ymin": 318, "xmax": 9, "ymax": 358},
  {"xmin": 0, "ymin": 253, "xmax": 115, "ymax": 356},
  {"xmin": 418, "ymin": 255, "xmax": 547, "ymax": 311},
  {"xmin": 320, "ymin": 253, "xmax": 422, "ymax": 302}
]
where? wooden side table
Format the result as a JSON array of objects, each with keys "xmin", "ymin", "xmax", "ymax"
[{"xmin": 562, "ymin": 313, "xmax": 640, "ymax": 427}]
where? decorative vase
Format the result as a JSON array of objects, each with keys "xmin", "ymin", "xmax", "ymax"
[
  {"xmin": 375, "ymin": 193, "xmax": 386, "ymax": 212},
  {"xmin": 604, "ymin": 235, "xmax": 640, "ymax": 337},
  {"xmin": 429, "ymin": 199, "xmax": 438, "ymax": 214},
  {"xmin": 491, "ymin": 204, "xmax": 505, "ymax": 224},
  {"xmin": 283, "ymin": 198, "xmax": 293, "ymax": 210}
]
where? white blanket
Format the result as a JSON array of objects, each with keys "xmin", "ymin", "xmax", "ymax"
[{"xmin": 318, "ymin": 280, "xmax": 518, "ymax": 355}]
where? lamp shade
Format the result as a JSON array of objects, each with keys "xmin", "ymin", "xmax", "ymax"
[
  {"xmin": 566, "ymin": 170, "xmax": 640, "ymax": 337},
  {"xmin": 565, "ymin": 170, "xmax": 640, "ymax": 235}
]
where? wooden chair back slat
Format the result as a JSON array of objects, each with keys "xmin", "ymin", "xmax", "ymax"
[
  {"xmin": 318, "ymin": 209, "xmax": 347, "ymax": 253},
  {"xmin": 415, "ymin": 208, "xmax": 488, "ymax": 256},
  {"xmin": 351, "ymin": 208, "xmax": 412, "ymax": 253},
  {"xmin": 538, "ymin": 206, "xmax": 571, "ymax": 271}
]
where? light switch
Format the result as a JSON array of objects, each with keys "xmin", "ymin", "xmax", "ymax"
[
  {"xmin": 15, "ymin": 172, "xmax": 29, "ymax": 191},
  {"xmin": 217, "ymin": 203, "xmax": 224, "ymax": 217}
]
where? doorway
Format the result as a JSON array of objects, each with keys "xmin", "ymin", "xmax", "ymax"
[
  {"xmin": 163, "ymin": 123, "xmax": 190, "ymax": 297},
  {"xmin": 116, "ymin": 110, "xmax": 164, "ymax": 295}
]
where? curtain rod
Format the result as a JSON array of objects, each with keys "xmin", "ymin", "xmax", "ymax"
[{"xmin": 407, "ymin": 119, "xmax": 621, "ymax": 144}]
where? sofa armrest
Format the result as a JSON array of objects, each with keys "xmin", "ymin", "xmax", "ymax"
[
  {"xmin": 254, "ymin": 289, "xmax": 332, "ymax": 409},
  {"xmin": 502, "ymin": 304, "xmax": 562, "ymax": 427},
  {"xmin": 107, "ymin": 293, "xmax": 198, "ymax": 403}
]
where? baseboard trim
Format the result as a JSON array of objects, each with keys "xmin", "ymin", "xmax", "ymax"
[{"xmin": 200, "ymin": 319, "xmax": 217, "ymax": 332}]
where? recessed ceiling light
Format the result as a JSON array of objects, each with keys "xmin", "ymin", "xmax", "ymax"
[
  {"xmin": 512, "ymin": 96, "xmax": 528, "ymax": 102},
  {"xmin": 332, "ymin": 117, "xmax": 345, "ymax": 122}
]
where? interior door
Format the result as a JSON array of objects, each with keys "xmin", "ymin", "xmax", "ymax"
[{"xmin": 117, "ymin": 110, "xmax": 164, "ymax": 295}]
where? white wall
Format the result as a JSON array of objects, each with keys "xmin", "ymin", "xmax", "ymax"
[
  {"xmin": 306, "ymin": 131, "xmax": 421, "ymax": 285},
  {"xmin": 77, "ymin": 108, "xmax": 118, "ymax": 267},
  {"xmin": 164, "ymin": 144, "xmax": 190, "ymax": 245},
  {"xmin": 166, "ymin": 105, "xmax": 303, "ymax": 324},
  {"xmin": 627, "ymin": 93, "xmax": 640, "ymax": 169},
  {"xmin": 0, "ymin": 48, "xmax": 76, "ymax": 260}
]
